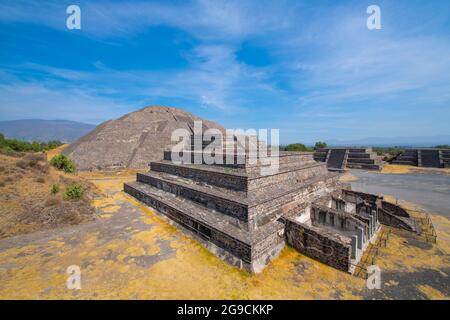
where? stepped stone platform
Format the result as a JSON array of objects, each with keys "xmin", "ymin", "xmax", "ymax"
[
  {"xmin": 314, "ymin": 147, "xmax": 383, "ymax": 171},
  {"xmin": 392, "ymin": 148, "xmax": 449, "ymax": 168},
  {"xmin": 125, "ymin": 135, "xmax": 420, "ymax": 274}
]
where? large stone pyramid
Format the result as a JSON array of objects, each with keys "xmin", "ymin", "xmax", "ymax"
[{"xmin": 63, "ymin": 106, "xmax": 224, "ymax": 171}]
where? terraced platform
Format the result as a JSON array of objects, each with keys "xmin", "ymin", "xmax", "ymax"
[
  {"xmin": 392, "ymin": 148, "xmax": 448, "ymax": 168},
  {"xmin": 125, "ymin": 136, "xmax": 340, "ymax": 272},
  {"xmin": 125, "ymin": 135, "xmax": 418, "ymax": 274},
  {"xmin": 314, "ymin": 147, "xmax": 383, "ymax": 171}
]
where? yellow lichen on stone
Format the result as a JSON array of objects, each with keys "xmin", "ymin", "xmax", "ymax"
[{"xmin": 418, "ymin": 285, "xmax": 448, "ymax": 300}]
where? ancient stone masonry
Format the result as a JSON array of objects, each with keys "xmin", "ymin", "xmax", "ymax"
[
  {"xmin": 64, "ymin": 106, "xmax": 224, "ymax": 170},
  {"xmin": 393, "ymin": 148, "xmax": 450, "ymax": 168},
  {"xmin": 314, "ymin": 148, "xmax": 383, "ymax": 171},
  {"xmin": 125, "ymin": 134, "xmax": 420, "ymax": 274}
]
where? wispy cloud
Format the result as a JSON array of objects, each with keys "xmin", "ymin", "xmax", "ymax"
[{"xmin": 0, "ymin": 0, "xmax": 449, "ymax": 143}]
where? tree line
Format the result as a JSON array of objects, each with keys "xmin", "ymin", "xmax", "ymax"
[{"xmin": 0, "ymin": 133, "xmax": 63, "ymax": 153}]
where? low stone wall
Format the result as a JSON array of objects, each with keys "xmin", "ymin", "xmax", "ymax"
[
  {"xmin": 285, "ymin": 218, "xmax": 351, "ymax": 272},
  {"xmin": 247, "ymin": 163, "xmax": 326, "ymax": 191},
  {"xmin": 342, "ymin": 189, "xmax": 380, "ymax": 204},
  {"xmin": 377, "ymin": 208, "xmax": 414, "ymax": 231},
  {"xmin": 250, "ymin": 175, "xmax": 339, "ymax": 229},
  {"xmin": 381, "ymin": 201, "xmax": 410, "ymax": 217}
]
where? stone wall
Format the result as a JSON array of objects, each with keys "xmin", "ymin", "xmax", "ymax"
[
  {"xmin": 249, "ymin": 175, "xmax": 339, "ymax": 230},
  {"xmin": 285, "ymin": 218, "xmax": 351, "ymax": 272},
  {"xmin": 151, "ymin": 161, "xmax": 248, "ymax": 191},
  {"xmin": 247, "ymin": 163, "xmax": 326, "ymax": 191},
  {"xmin": 136, "ymin": 172, "xmax": 249, "ymax": 223},
  {"xmin": 124, "ymin": 183, "xmax": 252, "ymax": 263},
  {"xmin": 381, "ymin": 201, "xmax": 410, "ymax": 217}
]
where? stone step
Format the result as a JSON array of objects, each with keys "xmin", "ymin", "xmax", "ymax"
[
  {"xmin": 123, "ymin": 181, "xmax": 285, "ymax": 265},
  {"xmin": 347, "ymin": 158, "xmax": 375, "ymax": 164},
  {"xmin": 346, "ymin": 153, "xmax": 371, "ymax": 159},
  {"xmin": 135, "ymin": 169, "xmax": 339, "ymax": 226},
  {"xmin": 150, "ymin": 161, "xmax": 248, "ymax": 191},
  {"xmin": 346, "ymin": 163, "xmax": 383, "ymax": 170},
  {"xmin": 163, "ymin": 150, "xmax": 316, "ymax": 168},
  {"xmin": 136, "ymin": 171, "xmax": 249, "ymax": 222},
  {"xmin": 151, "ymin": 160, "xmax": 328, "ymax": 192},
  {"xmin": 400, "ymin": 150, "xmax": 418, "ymax": 156},
  {"xmin": 392, "ymin": 160, "xmax": 417, "ymax": 165}
]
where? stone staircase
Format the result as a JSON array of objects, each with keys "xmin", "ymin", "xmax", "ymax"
[{"xmin": 125, "ymin": 135, "xmax": 340, "ymax": 272}]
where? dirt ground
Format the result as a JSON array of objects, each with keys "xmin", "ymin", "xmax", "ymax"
[
  {"xmin": 0, "ymin": 153, "xmax": 98, "ymax": 239},
  {"xmin": 0, "ymin": 168, "xmax": 448, "ymax": 299}
]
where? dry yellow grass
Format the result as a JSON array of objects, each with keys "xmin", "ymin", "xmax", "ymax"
[
  {"xmin": 381, "ymin": 164, "xmax": 450, "ymax": 175},
  {"xmin": 46, "ymin": 144, "xmax": 69, "ymax": 161},
  {"xmin": 339, "ymin": 172, "xmax": 359, "ymax": 182},
  {"xmin": 0, "ymin": 152, "xmax": 99, "ymax": 239}
]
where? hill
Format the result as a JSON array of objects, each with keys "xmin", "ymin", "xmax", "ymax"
[
  {"xmin": 0, "ymin": 119, "xmax": 95, "ymax": 143},
  {"xmin": 63, "ymin": 105, "xmax": 224, "ymax": 171}
]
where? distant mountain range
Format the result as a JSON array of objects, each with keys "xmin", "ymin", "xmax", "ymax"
[
  {"xmin": 325, "ymin": 135, "xmax": 450, "ymax": 147},
  {"xmin": 0, "ymin": 118, "xmax": 448, "ymax": 147},
  {"xmin": 0, "ymin": 119, "xmax": 96, "ymax": 143}
]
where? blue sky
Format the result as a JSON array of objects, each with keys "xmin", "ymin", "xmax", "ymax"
[{"xmin": 0, "ymin": 0, "xmax": 449, "ymax": 144}]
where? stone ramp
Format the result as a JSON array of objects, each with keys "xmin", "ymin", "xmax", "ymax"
[
  {"xmin": 327, "ymin": 149, "xmax": 347, "ymax": 170},
  {"xmin": 420, "ymin": 150, "xmax": 440, "ymax": 168}
]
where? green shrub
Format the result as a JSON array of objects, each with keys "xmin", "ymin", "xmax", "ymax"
[
  {"xmin": 50, "ymin": 154, "xmax": 76, "ymax": 173},
  {"xmin": 51, "ymin": 184, "xmax": 60, "ymax": 194},
  {"xmin": 64, "ymin": 184, "xmax": 84, "ymax": 199}
]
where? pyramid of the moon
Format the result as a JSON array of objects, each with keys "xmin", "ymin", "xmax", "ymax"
[{"xmin": 63, "ymin": 106, "xmax": 224, "ymax": 171}]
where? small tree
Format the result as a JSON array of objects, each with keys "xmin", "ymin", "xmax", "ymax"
[{"xmin": 50, "ymin": 154, "xmax": 76, "ymax": 173}]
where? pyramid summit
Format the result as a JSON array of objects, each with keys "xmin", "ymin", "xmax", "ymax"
[{"xmin": 63, "ymin": 105, "xmax": 224, "ymax": 171}]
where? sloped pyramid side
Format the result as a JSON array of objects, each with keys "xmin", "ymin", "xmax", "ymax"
[{"xmin": 63, "ymin": 106, "xmax": 224, "ymax": 171}]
